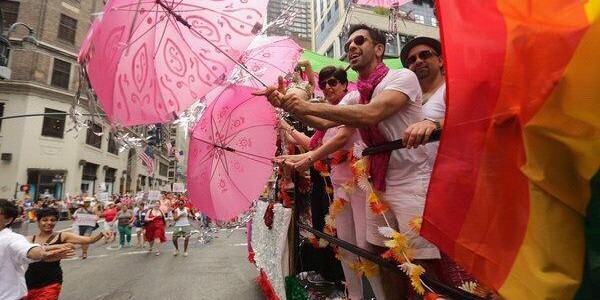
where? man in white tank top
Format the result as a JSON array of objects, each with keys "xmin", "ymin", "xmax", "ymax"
[
  {"xmin": 172, "ymin": 200, "xmax": 191, "ymax": 257},
  {"xmin": 401, "ymin": 37, "xmax": 446, "ymax": 168}
]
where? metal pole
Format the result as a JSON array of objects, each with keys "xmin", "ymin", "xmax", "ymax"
[{"xmin": 0, "ymin": 112, "xmax": 106, "ymax": 121}]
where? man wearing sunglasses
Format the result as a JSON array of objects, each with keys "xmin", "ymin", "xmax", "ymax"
[
  {"xmin": 255, "ymin": 24, "xmax": 441, "ymax": 298},
  {"xmin": 400, "ymin": 37, "xmax": 446, "ymax": 151}
]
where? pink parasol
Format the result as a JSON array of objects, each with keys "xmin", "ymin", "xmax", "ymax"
[
  {"xmin": 353, "ymin": 0, "xmax": 412, "ymax": 7},
  {"xmin": 226, "ymin": 35, "xmax": 302, "ymax": 88},
  {"xmin": 187, "ymin": 85, "xmax": 277, "ymax": 220},
  {"xmin": 81, "ymin": 0, "xmax": 268, "ymax": 126}
]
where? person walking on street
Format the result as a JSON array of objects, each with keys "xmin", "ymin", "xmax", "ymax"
[
  {"xmin": 144, "ymin": 201, "xmax": 166, "ymax": 256},
  {"xmin": 115, "ymin": 204, "xmax": 135, "ymax": 249},
  {"xmin": 102, "ymin": 202, "xmax": 118, "ymax": 242},
  {"xmin": 133, "ymin": 202, "xmax": 147, "ymax": 248},
  {"xmin": 172, "ymin": 200, "xmax": 192, "ymax": 257},
  {"xmin": 0, "ymin": 199, "xmax": 74, "ymax": 300},
  {"xmin": 72, "ymin": 200, "xmax": 99, "ymax": 259},
  {"xmin": 25, "ymin": 208, "xmax": 112, "ymax": 300}
]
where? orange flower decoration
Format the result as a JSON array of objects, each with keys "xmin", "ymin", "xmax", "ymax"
[
  {"xmin": 369, "ymin": 201, "xmax": 389, "ymax": 215},
  {"xmin": 408, "ymin": 216, "xmax": 423, "ymax": 233},
  {"xmin": 313, "ymin": 160, "xmax": 330, "ymax": 176},
  {"xmin": 329, "ymin": 198, "xmax": 345, "ymax": 217}
]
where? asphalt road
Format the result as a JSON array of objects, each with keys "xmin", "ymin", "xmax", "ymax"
[{"xmin": 27, "ymin": 220, "xmax": 264, "ymax": 300}]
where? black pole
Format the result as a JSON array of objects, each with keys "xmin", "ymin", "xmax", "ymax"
[
  {"xmin": 0, "ymin": 112, "xmax": 106, "ymax": 121},
  {"xmin": 297, "ymin": 223, "xmax": 487, "ymax": 300}
]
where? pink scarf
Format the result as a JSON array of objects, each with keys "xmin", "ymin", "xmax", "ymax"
[
  {"xmin": 357, "ymin": 62, "xmax": 390, "ymax": 191},
  {"xmin": 308, "ymin": 92, "xmax": 347, "ymax": 149}
]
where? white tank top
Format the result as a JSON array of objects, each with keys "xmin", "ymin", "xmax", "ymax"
[{"xmin": 174, "ymin": 207, "xmax": 190, "ymax": 226}]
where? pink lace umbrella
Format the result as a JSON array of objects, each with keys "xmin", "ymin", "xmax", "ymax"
[
  {"xmin": 187, "ymin": 85, "xmax": 277, "ymax": 220},
  {"xmin": 353, "ymin": 0, "xmax": 412, "ymax": 7},
  {"xmin": 227, "ymin": 35, "xmax": 302, "ymax": 88},
  {"xmin": 81, "ymin": 0, "xmax": 268, "ymax": 126}
]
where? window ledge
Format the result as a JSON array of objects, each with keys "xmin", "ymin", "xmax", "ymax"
[
  {"xmin": 84, "ymin": 144, "xmax": 102, "ymax": 153},
  {"xmin": 39, "ymin": 135, "xmax": 65, "ymax": 142}
]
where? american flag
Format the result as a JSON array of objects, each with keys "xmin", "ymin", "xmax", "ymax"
[{"xmin": 138, "ymin": 146, "xmax": 155, "ymax": 174}]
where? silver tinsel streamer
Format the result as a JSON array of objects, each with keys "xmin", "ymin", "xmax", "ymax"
[
  {"xmin": 250, "ymin": 201, "xmax": 293, "ymax": 300},
  {"xmin": 260, "ymin": 0, "xmax": 301, "ymax": 34}
]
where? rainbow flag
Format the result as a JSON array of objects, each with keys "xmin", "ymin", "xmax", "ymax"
[{"xmin": 421, "ymin": 1, "xmax": 600, "ymax": 299}]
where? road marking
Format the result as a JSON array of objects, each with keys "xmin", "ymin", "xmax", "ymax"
[{"xmin": 232, "ymin": 243, "xmax": 247, "ymax": 247}]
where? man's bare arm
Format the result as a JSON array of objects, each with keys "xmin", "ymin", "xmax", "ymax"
[{"xmin": 284, "ymin": 90, "xmax": 410, "ymax": 128}]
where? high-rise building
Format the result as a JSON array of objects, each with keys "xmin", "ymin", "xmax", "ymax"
[
  {"xmin": 266, "ymin": 0, "xmax": 312, "ymax": 49},
  {"xmin": 312, "ymin": 0, "xmax": 439, "ymax": 59},
  {"xmin": 0, "ymin": 0, "xmax": 176, "ymax": 200}
]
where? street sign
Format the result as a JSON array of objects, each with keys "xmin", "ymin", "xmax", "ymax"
[
  {"xmin": 97, "ymin": 192, "xmax": 109, "ymax": 202},
  {"xmin": 172, "ymin": 183, "xmax": 186, "ymax": 193},
  {"xmin": 148, "ymin": 190, "xmax": 161, "ymax": 201}
]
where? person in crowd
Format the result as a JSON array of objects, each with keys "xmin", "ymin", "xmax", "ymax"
[
  {"xmin": 72, "ymin": 200, "xmax": 99, "ymax": 259},
  {"xmin": 24, "ymin": 208, "xmax": 112, "ymax": 300},
  {"xmin": 172, "ymin": 200, "xmax": 193, "ymax": 257},
  {"xmin": 256, "ymin": 24, "xmax": 438, "ymax": 298},
  {"xmin": 144, "ymin": 200, "xmax": 167, "ymax": 256},
  {"xmin": 133, "ymin": 202, "xmax": 147, "ymax": 248},
  {"xmin": 115, "ymin": 203, "xmax": 135, "ymax": 249},
  {"xmin": 0, "ymin": 199, "xmax": 74, "ymax": 300},
  {"xmin": 276, "ymin": 66, "xmax": 387, "ymax": 300},
  {"xmin": 102, "ymin": 202, "xmax": 118, "ymax": 244},
  {"xmin": 401, "ymin": 37, "xmax": 445, "ymax": 149}
]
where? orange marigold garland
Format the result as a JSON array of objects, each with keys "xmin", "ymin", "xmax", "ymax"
[
  {"xmin": 313, "ymin": 160, "xmax": 329, "ymax": 176},
  {"xmin": 350, "ymin": 145, "xmax": 434, "ymax": 296},
  {"xmin": 408, "ymin": 216, "xmax": 423, "ymax": 233}
]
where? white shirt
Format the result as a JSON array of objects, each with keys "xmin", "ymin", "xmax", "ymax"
[
  {"xmin": 174, "ymin": 207, "xmax": 190, "ymax": 227},
  {"xmin": 341, "ymin": 69, "xmax": 429, "ymax": 186},
  {"xmin": 422, "ymin": 83, "xmax": 446, "ymax": 166},
  {"xmin": 0, "ymin": 228, "xmax": 39, "ymax": 300}
]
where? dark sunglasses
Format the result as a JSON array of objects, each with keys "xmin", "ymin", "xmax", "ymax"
[
  {"xmin": 405, "ymin": 49, "xmax": 438, "ymax": 66},
  {"xmin": 318, "ymin": 78, "xmax": 339, "ymax": 90},
  {"xmin": 344, "ymin": 35, "xmax": 368, "ymax": 53}
]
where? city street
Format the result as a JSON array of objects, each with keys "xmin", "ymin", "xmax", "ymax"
[{"xmin": 29, "ymin": 221, "xmax": 263, "ymax": 300}]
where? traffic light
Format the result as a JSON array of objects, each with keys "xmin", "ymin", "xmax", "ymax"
[{"xmin": 147, "ymin": 124, "xmax": 162, "ymax": 146}]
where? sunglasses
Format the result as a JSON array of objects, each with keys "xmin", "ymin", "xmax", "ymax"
[
  {"xmin": 405, "ymin": 49, "xmax": 438, "ymax": 66},
  {"xmin": 318, "ymin": 78, "xmax": 339, "ymax": 90},
  {"xmin": 344, "ymin": 35, "xmax": 368, "ymax": 53}
]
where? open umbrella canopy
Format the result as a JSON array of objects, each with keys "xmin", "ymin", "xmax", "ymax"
[
  {"xmin": 226, "ymin": 35, "xmax": 302, "ymax": 88},
  {"xmin": 82, "ymin": 0, "xmax": 268, "ymax": 126},
  {"xmin": 187, "ymin": 85, "xmax": 277, "ymax": 220}
]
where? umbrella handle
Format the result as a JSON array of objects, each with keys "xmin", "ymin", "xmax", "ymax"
[{"xmin": 156, "ymin": 0, "xmax": 268, "ymax": 88}]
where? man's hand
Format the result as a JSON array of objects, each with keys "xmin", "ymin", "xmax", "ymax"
[
  {"xmin": 281, "ymin": 91, "xmax": 312, "ymax": 115},
  {"xmin": 404, "ymin": 120, "xmax": 437, "ymax": 148},
  {"xmin": 43, "ymin": 243, "xmax": 75, "ymax": 262},
  {"xmin": 252, "ymin": 76, "xmax": 286, "ymax": 108}
]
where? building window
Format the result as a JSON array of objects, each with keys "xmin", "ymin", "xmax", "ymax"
[
  {"xmin": 325, "ymin": 45, "xmax": 334, "ymax": 58},
  {"xmin": 107, "ymin": 132, "xmax": 119, "ymax": 155},
  {"xmin": 85, "ymin": 122, "xmax": 103, "ymax": 148},
  {"xmin": 0, "ymin": 102, "xmax": 4, "ymax": 132},
  {"xmin": 51, "ymin": 59, "xmax": 71, "ymax": 89},
  {"xmin": 414, "ymin": 14, "xmax": 425, "ymax": 24},
  {"xmin": 431, "ymin": 17, "xmax": 438, "ymax": 27},
  {"xmin": 105, "ymin": 168, "xmax": 116, "ymax": 183},
  {"xmin": 159, "ymin": 163, "xmax": 168, "ymax": 177},
  {"xmin": 58, "ymin": 14, "xmax": 77, "ymax": 43},
  {"xmin": 41, "ymin": 108, "xmax": 66, "ymax": 138},
  {"xmin": 0, "ymin": 1, "xmax": 20, "ymax": 31}
]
